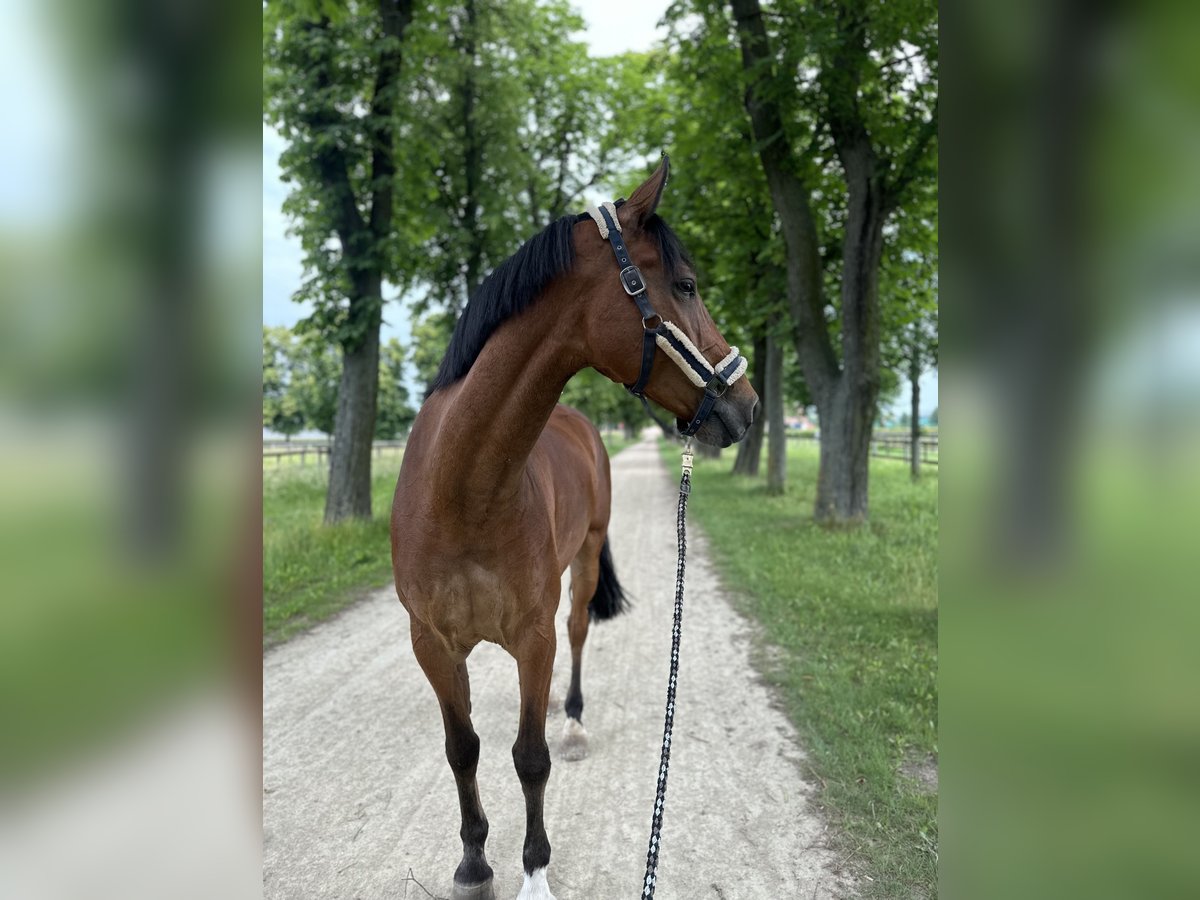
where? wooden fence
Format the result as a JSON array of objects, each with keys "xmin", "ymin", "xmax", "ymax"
[
  {"xmin": 265, "ymin": 433, "xmax": 937, "ymax": 468},
  {"xmin": 262, "ymin": 440, "xmax": 406, "ymax": 468},
  {"xmin": 868, "ymin": 433, "xmax": 939, "ymax": 466},
  {"xmin": 789, "ymin": 431, "xmax": 939, "ymax": 467}
]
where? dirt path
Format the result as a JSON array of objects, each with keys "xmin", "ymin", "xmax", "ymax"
[{"xmin": 263, "ymin": 436, "xmax": 847, "ymax": 900}]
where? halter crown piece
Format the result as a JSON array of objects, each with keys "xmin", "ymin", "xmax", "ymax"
[{"xmin": 585, "ymin": 203, "xmax": 748, "ymax": 437}]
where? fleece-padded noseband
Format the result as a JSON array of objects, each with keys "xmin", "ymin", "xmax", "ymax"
[{"xmin": 586, "ymin": 204, "xmax": 748, "ymax": 436}]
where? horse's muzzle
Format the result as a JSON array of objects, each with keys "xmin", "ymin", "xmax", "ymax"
[{"xmin": 681, "ymin": 394, "xmax": 756, "ymax": 448}]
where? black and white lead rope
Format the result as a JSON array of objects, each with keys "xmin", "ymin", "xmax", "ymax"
[{"xmin": 641, "ymin": 441, "xmax": 694, "ymax": 899}]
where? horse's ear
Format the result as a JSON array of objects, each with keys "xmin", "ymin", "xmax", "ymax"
[{"xmin": 621, "ymin": 155, "xmax": 670, "ymax": 230}]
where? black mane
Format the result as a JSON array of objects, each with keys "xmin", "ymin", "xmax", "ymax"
[
  {"xmin": 427, "ymin": 207, "xmax": 693, "ymax": 394},
  {"xmin": 428, "ymin": 213, "xmax": 584, "ymax": 393}
]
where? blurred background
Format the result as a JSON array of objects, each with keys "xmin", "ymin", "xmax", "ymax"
[
  {"xmin": 0, "ymin": 0, "xmax": 262, "ymax": 898},
  {"xmin": 0, "ymin": 0, "xmax": 1197, "ymax": 897},
  {"xmin": 942, "ymin": 2, "xmax": 1200, "ymax": 898}
]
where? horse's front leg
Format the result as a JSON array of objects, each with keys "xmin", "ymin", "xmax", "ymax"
[
  {"xmin": 410, "ymin": 621, "xmax": 495, "ymax": 900},
  {"xmin": 511, "ymin": 616, "xmax": 557, "ymax": 900}
]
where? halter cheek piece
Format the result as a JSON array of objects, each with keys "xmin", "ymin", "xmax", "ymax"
[{"xmin": 586, "ymin": 203, "xmax": 748, "ymax": 437}]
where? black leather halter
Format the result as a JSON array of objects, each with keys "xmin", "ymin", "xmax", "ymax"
[{"xmin": 596, "ymin": 206, "xmax": 746, "ymax": 437}]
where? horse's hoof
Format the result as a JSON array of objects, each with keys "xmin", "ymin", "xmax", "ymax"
[
  {"xmin": 559, "ymin": 717, "xmax": 588, "ymax": 761},
  {"xmin": 450, "ymin": 877, "xmax": 495, "ymax": 900}
]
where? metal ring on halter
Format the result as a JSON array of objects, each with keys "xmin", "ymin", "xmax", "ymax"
[{"xmin": 642, "ymin": 315, "xmax": 662, "ymax": 330}]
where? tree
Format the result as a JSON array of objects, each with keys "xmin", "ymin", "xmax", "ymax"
[
  {"xmin": 264, "ymin": 0, "xmax": 417, "ymax": 522},
  {"xmin": 405, "ymin": 1, "xmax": 622, "ymax": 320},
  {"xmin": 725, "ymin": 0, "xmax": 937, "ymax": 522},
  {"xmin": 409, "ymin": 311, "xmax": 456, "ymax": 397},
  {"xmin": 604, "ymin": 45, "xmax": 790, "ymax": 483},
  {"xmin": 559, "ymin": 369, "xmax": 650, "ymax": 439},
  {"xmin": 375, "ymin": 338, "xmax": 415, "ymax": 438},
  {"xmin": 290, "ymin": 331, "xmax": 342, "ymax": 437},
  {"xmin": 263, "ymin": 326, "xmax": 305, "ymax": 439},
  {"xmin": 880, "ymin": 198, "xmax": 938, "ymax": 479},
  {"xmin": 732, "ymin": 335, "xmax": 767, "ymax": 475},
  {"xmin": 765, "ymin": 329, "xmax": 787, "ymax": 494}
]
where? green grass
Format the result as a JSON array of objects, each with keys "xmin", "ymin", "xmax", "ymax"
[
  {"xmin": 663, "ymin": 439, "xmax": 938, "ymax": 898},
  {"xmin": 263, "ymin": 456, "xmax": 405, "ymax": 647}
]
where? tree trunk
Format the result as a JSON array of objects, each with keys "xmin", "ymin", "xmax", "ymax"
[
  {"xmin": 814, "ymin": 377, "xmax": 873, "ymax": 522},
  {"xmin": 814, "ymin": 141, "xmax": 886, "ymax": 521},
  {"xmin": 909, "ymin": 334, "xmax": 921, "ymax": 480},
  {"xmin": 324, "ymin": 288, "xmax": 382, "ymax": 523},
  {"xmin": 765, "ymin": 333, "xmax": 786, "ymax": 494},
  {"xmin": 303, "ymin": 0, "xmax": 414, "ymax": 525},
  {"xmin": 732, "ymin": 332, "xmax": 767, "ymax": 476},
  {"xmin": 812, "ymin": 224, "xmax": 884, "ymax": 521}
]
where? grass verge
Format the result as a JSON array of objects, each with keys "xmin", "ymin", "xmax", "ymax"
[
  {"xmin": 263, "ymin": 456, "xmax": 405, "ymax": 648},
  {"xmin": 663, "ymin": 439, "xmax": 938, "ymax": 898}
]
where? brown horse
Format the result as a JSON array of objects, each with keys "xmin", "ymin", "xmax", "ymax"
[{"xmin": 390, "ymin": 159, "xmax": 757, "ymax": 900}]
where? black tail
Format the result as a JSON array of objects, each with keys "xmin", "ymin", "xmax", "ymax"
[{"xmin": 588, "ymin": 537, "xmax": 629, "ymax": 621}]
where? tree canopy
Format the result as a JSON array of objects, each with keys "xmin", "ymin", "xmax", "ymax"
[{"xmin": 264, "ymin": 0, "xmax": 938, "ymax": 522}]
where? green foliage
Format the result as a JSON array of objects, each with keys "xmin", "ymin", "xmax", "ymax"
[
  {"xmin": 262, "ymin": 325, "xmax": 413, "ymax": 438},
  {"xmin": 559, "ymin": 368, "xmax": 649, "ymax": 433},
  {"xmin": 880, "ymin": 185, "xmax": 939, "ymax": 387},
  {"xmin": 402, "ymin": 0, "xmax": 622, "ymax": 312},
  {"xmin": 409, "ymin": 310, "xmax": 456, "ymax": 395},
  {"xmin": 290, "ymin": 331, "xmax": 341, "ymax": 435},
  {"xmin": 667, "ymin": 437, "xmax": 938, "ymax": 898},
  {"xmin": 610, "ymin": 0, "xmax": 937, "ymax": 412},
  {"xmin": 375, "ymin": 338, "xmax": 415, "ymax": 438},
  {"xmin": 263, "ymin": 326, "xmax": 306, "ymax": 438},
  {"xmin": 262, "ymin": 325, "xmax": 339, "ymax": 436},
  {"xmin": 264, "ymin": 0, "xmax": 406, "ymax": 347}
]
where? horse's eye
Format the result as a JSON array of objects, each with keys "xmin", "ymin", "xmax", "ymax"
[{"xmin": 676, "ymin": 279, "xmax": 696, "ymax": 297}]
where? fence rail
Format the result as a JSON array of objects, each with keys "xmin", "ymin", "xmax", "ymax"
[
  {"xmin": 790, "ymin": 431, "xmax": 938, "ymax": 467},
  {"xmin": 868, "ymin": 433, "xmax": 939, "ymax": 466},
  {"xmin": 263, "ymin": 440, "xmax": 406, "ymax": 467}
]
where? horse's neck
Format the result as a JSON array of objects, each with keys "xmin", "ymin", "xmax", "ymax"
[{"xmin": 427, "ymin": 302, "xmax": 585, "ymax": 508}]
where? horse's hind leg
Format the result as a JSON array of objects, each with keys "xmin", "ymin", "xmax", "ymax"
[
  {"xmin": 410, "ymin": 621, "xmax": 494, "ymax": 900},
  {"xmin": 512, "ymin": 619, "xmax": 558, "ymax": 900},
  {"xmin": 561, "ymin": 530, "xmax": 603, "ymax": 761}
]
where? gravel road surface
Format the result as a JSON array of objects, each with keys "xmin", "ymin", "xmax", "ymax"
[{"xmin": 263, "ymin": 436, "xmax": 847, "ymax": 899}]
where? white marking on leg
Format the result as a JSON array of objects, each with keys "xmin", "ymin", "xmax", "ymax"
[
  {"xmin": 559, "ymin": 716, "xmax": 588, "ymax": 761},
  {"xmin": 515, "ymin": 866, "xmax": 555, "ymax": 900}
]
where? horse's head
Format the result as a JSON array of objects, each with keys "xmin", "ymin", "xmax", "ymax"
[{"xmin": 575, "ymin": 159, "xmax": 759, "ymax": 448}]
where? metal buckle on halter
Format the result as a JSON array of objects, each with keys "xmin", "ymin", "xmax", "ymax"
[
  {"xmin": 706, "ymin": 370, "xmax": 730, "ymax": 398},
  {"xmin": 620, "ymin": 265, "xmax": 646, "ymax": 296}
]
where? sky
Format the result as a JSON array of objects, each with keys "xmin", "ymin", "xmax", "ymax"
[{"xmin": 262, "ymin": 0, "xmax": 939, "ymax": 417}]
